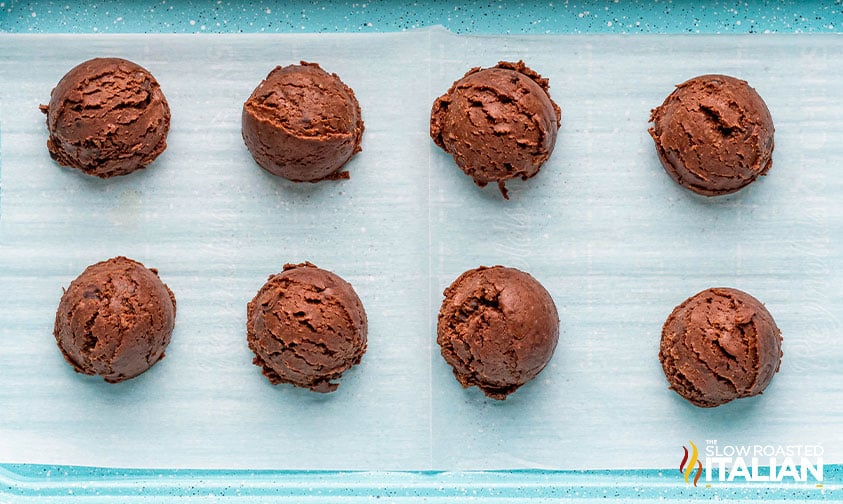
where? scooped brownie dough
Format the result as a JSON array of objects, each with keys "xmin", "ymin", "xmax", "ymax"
[
  {"xmin": 40, "ymin": 58, "xmax": 171, "ymax": 178},
  {"xmin": 649, "ymin": 74, "xmax": 774, "ymax": 196},
  {"xmin": 242, "ymin": 62, "xmax": 364, "ymax": 182},
  {"xmin": 437, "ymin": 265, "xmax": 559, "ymax": 399},
  {"xmin": 430, "ymin": 61, "xmax": 561, "ymax": 199},
  {"xmin": 54, "ymin": 256, "xmax": 177, "ymax": 383},
  {"xmin": 659, "ymin": 287, "xmax": 782, "ymax": 407},
  {"xmin": 246, "ymin": 262, "xmax": 368, "ymax": 392}
]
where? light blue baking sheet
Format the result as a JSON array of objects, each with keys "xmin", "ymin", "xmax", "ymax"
[
  {"xmin": 1, "ymin": 29, "xmax": 843, "ymax": 500},
  {"xmin": 1, "ymin": 465, "xmax": 839, "ymax": 502},
  {"xmin": 2, "ymin": 0, "xmax": 841, "ymax": 34}
]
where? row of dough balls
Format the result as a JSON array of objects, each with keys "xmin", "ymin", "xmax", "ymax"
[
  {"xmin": 40, "ymin": 58, "xmax": 774, "ymax": 198},
  {"xmin": 54, "ymin": 256, "xmax": 781, "ymax": 408}
]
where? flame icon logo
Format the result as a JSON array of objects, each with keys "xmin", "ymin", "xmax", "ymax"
[{"xmin": 679, "ymin": 440, "xmax": 703, "ymax": 486}]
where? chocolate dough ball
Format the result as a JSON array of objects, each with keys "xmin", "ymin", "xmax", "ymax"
[
  {"xmin": 40, "ymin": 58, "xmax": 171, "ymax": 178},
  {"xmin": 246, "ymin": 262, "xmax": 368, "ymax": 392},
  {"xmin": 437, "ymin": 266, "xmax": 559, "ymax": 400},
  {"xmin": 242, "ymin": 62, "xmax": 364, "ymax": 182},
  {"xmin": 648, "ymin": 74, "xmax": 774, "ymax": 196},
  {"xmin": 659, "ymin": 287, "xmax": 782, "ymax": 407},
  {"xmin": 54, "ymin": 256, "xmax": 177, "ymax": 383},
  {"xmin": 430, "ymin": 60, "xmax": 561, "ymax": 199}
]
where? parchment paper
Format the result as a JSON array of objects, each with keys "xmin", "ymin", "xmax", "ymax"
[{"xmin": 1, "ymin": 29, "xmax": 842, "ymax": 470}]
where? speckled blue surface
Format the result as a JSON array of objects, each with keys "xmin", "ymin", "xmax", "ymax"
[
  {"xmin": 2, "ymin": 464, "xmax": 841, "ymax": 501},
  {"xmin": 1, "ymin": 0, "xmax": 841, "ymax": 34}
]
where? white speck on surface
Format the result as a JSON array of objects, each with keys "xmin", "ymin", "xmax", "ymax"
[
  {"xmin": 265, "ymin": 8, "xmax": 271, "ymax": 14},
  {"xmin": 115, "ymin": 16, "xmax": 123, "ymax": 22},
  {"xmin": 189, "ymin": 19, "xmax": 196, "ymax": 25},
  {"xmin": 30, "ymin": 11, "xmax": 36, "ymax": 17},
  {"xmin": 607, "ymin": 21, "xmax": 613, "ymax": 27}
]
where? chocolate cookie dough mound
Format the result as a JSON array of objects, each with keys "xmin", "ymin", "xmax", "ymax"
[
  {"xmin": 649, "ymin": 74, "xmax": 774, "ymax": 196},
  {"xmin": 430, "ymin": 61, "xmax": 561, "ymax": 199},
  {"xmin": 437, "ymin": 266, "xmax": 559, "ymax": 400},
  {"xmin": 246, "ymin": 262, "xmax": 368, "ymax": 392},
  {"xmin": 242, "ymin": 62, "xmax": 364, "ymax": 182},
  {"xmin": 40, "ymin": 58, "xmax": 171, "ymax": 178},
  {"xmin": 54, "ymin": 256, "xmax": 177, "ymax": 383},
  {"xmin": 659, "ymin": 287, "xmax": 782, "ymax": 407}
]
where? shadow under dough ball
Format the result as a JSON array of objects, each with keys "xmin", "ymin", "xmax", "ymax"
[
  {"xmin": 40, "ymin": 57, "xmax": 171, "ymax": 178},
  {"xmin": 54, "ymin": 256, "xmax": 177, "ymax": 383},
  {"xmin": 648, "ymin": 74, "xmax": 774, "ymax": 196},
  {"xmin": 437, "ymin": 266, "xmax": 559, "ymax": 400},
  {"xmin": 430, "ymin": 61, "xmax": 561, "ymax": 199},
  {"xmin": 241, "ymin": 62, "xmax": 364, "ymax": 182},
  {"xmin": 659, "ymin": 287, "xmax": 782, "ymax": 407},
  {"xmin": 246, "ymin": 262, "xmax": 368, "ymax": 392}
]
